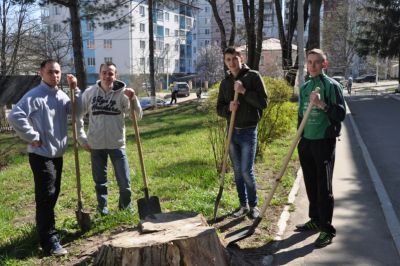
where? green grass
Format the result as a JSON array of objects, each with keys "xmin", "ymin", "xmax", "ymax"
[{"xmin": 0, "ymin": 100, "xmax": 298, "ymax": 264}]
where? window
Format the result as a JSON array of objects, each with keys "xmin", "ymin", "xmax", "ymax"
[
  {"xmin": 165, "ymin": 28, "xmax": 170, "ymax": 36},
  {"xmin": 165, "ymin": 43, "xmax": 170, "ymax": 51},
  {"xmin": 174, "ymin": 15, "xmax": 179, "ymax": 22},
  {"xmin": 104, "ymin": 23, "xmax": 112, "ymax": 31},
  {"xmin": 193, "ymin": 47, "xmax": 196, "ymax": 53},
  {"xmin": 174, "ymin": 30, "xmax": 178, "ymax": 37},
  {"xmin": 104, "ymin": 39, "xmax": 112, "ymax": 48},
  {"xmin": 140, "ymin": 57, "xmax": 145, "ymax": 65},
  {"xmin": 140, "ymin": 6, "xmax": 145, "ymax": 16},
  {"xmin": 53, "ymin": 24, "xmax": 61, "ymax": 32},
  {"xmin": 205, "ymin": 40, "xmax": 210, "ymax": 45},
  {"xmin": 140, "ymin": 23, "xmax": 145, "ymax": 32},
  {"xmin": 205, "ymin": 6, "xmax": 209, "ymax": 12},
  {"xmin": 140, "ymin": 40, "xmax": 145, "ymax": 49},
  {"xmin": 186, "ymin": 18, "xmax": 192, "ymax": 29},
  {"xmin": 175, "ymin": 59, "xmax": 179, "ymax": 68},
  {"xmin": 174, "ymin": 44, "xmax": 179, "ymax": 51},
  {"xmin": 157, "ymin": 10, "xmax": 163, "ymax": 21},
  {"xmin": 205, "ymin": 29, "xmax": 210, "ymax": 35},
  {"xmin": 165, "ymin": 12, "xmax": 169, "ymax": 21},
  {"xmin": 237, "ymin": 5, "xmax": 242, "ymax": 12},
  {"xmin": 87, "ymin": 21, "xmax": 94, "ymax": 32},
  {"xmin": 260, "ymin": 55, "xmax": 264, "ymax": 66},
  {"xmin": 54, "ymin": 6, "xmax": 60, "ymax": 15},
  {"xmin": 87, "ymin": 39, "xmax": 95, "ymax": 49},
  {"xmin": 87, "ymin": 57, "xmax": 95, "ymax": 66},
  {"xmin": 104, "ymin": 57, "xmax": 113, "ymax": 63},
  {"xmin": 204, "ymin": 18, "xmax": 209, "ymax": 24}
]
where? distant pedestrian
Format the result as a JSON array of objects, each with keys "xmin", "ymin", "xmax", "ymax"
[
  {"xmin": 347, "ymin": 76, "xmax": 353, "ymax": 95},
  {"xmin": 295, "ymin": 49, "xmax": 346, "ymax": 248},
  {"xmin": 196, "ymin": 87, "xmax": 202, "ymax": 99},
  {"xmin": 77, "ymin": 62, "xmax": 142, "ymax": 215},
  {"xmin": 8, "ymin": 59, "xmax": 79, "ymax": 256},
  {"xmin": 217, "ymin": 46, "xmax": 268, "ymax": 219},
  {"xmin": 170, "ymin": 87, "xmax": 178, "ymax": 104}
]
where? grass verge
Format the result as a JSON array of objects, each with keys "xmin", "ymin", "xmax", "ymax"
[{"xmin": 0, "ymin": 100, "xmax": 298, "ymax": 265}]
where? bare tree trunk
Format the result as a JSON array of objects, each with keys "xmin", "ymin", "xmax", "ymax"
[
  {"xmin": 254, "ymin": 0, "xmax": 264, "ymax": 70},
  {"xmin": 148, "ymin": 0, "xmax": 156, "ymax": 97},
  {"xmin": 307, "ymin": 0, "xmax": 322, "ymax": 50},
  {"xmin": 1, "ymin": 1, "xmax": 8, "ymax": 76},
  {"xmin": 208, "ymin": 0, "xmax": 228, "ymax": 53}
]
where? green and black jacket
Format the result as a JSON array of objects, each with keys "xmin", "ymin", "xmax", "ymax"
[
  {"xmin": 217, "ymin": 65, "xmax": 268, "ymax": 128},
  {"xmin": 298, "ymin": 73, "xmax": 346, "ymax": 140}
]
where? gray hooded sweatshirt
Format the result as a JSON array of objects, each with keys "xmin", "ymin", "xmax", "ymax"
[{"xmin": 77, "ymin": 80, "xmax": 142, "ymax": 149}]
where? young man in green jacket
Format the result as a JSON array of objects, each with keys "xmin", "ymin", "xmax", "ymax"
[
  {"xmin": 217, "ymin": 47, "xmax": 268, "ymax": 219},
  {"xmin": 296, "ymin": 48, "xmax": 346, "ymax": 247}
]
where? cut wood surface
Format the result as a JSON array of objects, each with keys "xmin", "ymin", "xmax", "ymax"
[{"xmin": 94, "ymin": 211, "xmax": 229, "ymax": 266}]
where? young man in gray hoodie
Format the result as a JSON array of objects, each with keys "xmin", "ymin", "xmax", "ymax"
[
  {"xmin": 8, "ymin": 59, "xmax": 79, "ymax": 256},
  {"xmin": 77, "ymin": 62, "xmax": 142, "ymax": 215}
]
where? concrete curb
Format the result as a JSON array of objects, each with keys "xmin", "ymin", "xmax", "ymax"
[{"xmin": 346, "ymin": 100, "xmax": 400, "ymax": 256}]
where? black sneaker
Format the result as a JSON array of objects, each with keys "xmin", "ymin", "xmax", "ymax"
[
  {"xmin": 295, "ymin": 220, "xmax": 319, "ymax": 232},
  {"xmin": 314, "ymin": 231, "xmax": 333, "ymax": 248}
]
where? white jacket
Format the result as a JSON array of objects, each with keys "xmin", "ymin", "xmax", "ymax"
[{"xmin": 77, "ymin": 80, "xmax": 142, "ymax": 149}]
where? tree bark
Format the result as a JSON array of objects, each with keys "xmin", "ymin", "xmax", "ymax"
[
  {"xmin": 93, "ymin": 212, "xmax": 229, "ymax": 266},
  {"xmin": 148, "ymin": 0, "xmax": 156, "ymax": 97},
  {"xmin": 307, "ymin": 0, "xmax": 322, "ymax": 50},
  {"xmin": 68, "ymin": 1, "xmax": 87, "ymax": 91}
]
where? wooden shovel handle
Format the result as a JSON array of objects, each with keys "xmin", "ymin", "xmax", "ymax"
[
  {"xmin": 69, "ymin": 87, "xmax": 83, "ymax": 209},
  {"xmin": 130, "ymin": 99, "xmax": 149, "ymax": 199},
  {"xmin": 219, "ymin": 90, "xmax": 239, "ymax": 186}
]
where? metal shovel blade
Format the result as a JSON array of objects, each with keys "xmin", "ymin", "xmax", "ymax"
[
  {"xmin": 137, "ymin": 196, "xmax": 162, "ymax": 220},
  {"xmin": 212, "ymin": 185, "xmax": 224, "ymax": 222},
  {"xmin": 225, "ymin": 217, "xmax": 262, "ymax": 245},
  {"xmin": 75, "ymin": 209, "xmax": 91, "ymax": 232}
]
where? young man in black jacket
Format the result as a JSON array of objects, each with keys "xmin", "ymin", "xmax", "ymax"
[{"xmin": 217, "ymin": 47, "xmax": 268, "ymax": 219}]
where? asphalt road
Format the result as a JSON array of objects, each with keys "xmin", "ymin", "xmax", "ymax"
[{"xmin": 346, "ymin": 94, "xmax": 400, "ymax": 223}]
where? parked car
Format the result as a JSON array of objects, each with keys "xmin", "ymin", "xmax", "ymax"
[
  {"xmin": 354, "ymin": 74, "xmax": 376, "ymax": 83},
  {"xmin": 139, "ymin": 97, "xmax": 169, "ymax": 110},
  {"xmin": 331, "ymin": 76, "xmax": 346, "ymax": 86},
  {"xmin": 173, "ymin": 82, "xmax": 190, "ymax": 97}
]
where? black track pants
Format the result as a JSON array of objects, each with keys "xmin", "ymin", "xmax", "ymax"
[{"xmin": 298, "ymin": 138, "xmax": 336, "ymax": 235}]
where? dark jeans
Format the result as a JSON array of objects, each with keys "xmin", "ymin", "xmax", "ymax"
[
  {"xmin": 90, "ymin": 148, "xmax": 132, "ymax": 213},
  {"xmin": 298, "ymin": 138, "xmax": 336, "ymax": 235},
  {"xmin": 28, "ymin": 153, "xmax": 63, "ymax": 251},
  {"xmin": 229, "ymin": 126, "xmax": 258, "ymax": 208}
]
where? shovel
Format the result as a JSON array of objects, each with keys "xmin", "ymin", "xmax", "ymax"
[
  {"xmin": 225, "ymin": 88, "xmax": 318, "ymax": 245},
  {"xmin": 130, "ymin": 99, "xmax": 161, "ymax": 220},
  {"xmin": 213, "ymin": 90, "xmax": 239, "ymax": 222},
  {"xmin": 69, "ymin": 81, "xmax": 91, "ymax": 232}
]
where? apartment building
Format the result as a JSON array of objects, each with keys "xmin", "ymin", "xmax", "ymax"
[{"xmin": 42, "ymin": 1, "xmax": 197, "ymax": 86}]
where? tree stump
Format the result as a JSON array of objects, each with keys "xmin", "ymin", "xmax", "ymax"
[{"xmin": 93, "ymin": 211, "xmax": 229, "ymax": 266}]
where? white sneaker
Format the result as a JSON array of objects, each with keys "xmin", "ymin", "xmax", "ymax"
[
  {"xmin": 233, "ymin": 206, "xmax": 249, "ymax": 217},
  {"xmin": 249, "ymin": 207, "xmax": 260, "ymax": 219}
]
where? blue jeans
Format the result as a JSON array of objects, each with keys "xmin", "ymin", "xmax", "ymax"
[
  {"xmin": 90, "ymin": 148, "xmax": 132, "ymax": 212},
  {"xmin": 229, "ymin": 126, "xmax": 258, "ymax": 208}
]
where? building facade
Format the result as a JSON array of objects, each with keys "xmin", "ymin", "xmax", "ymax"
[{"xmin": 42, "ymin": 1, "xmax": 197, "ymax": 87}]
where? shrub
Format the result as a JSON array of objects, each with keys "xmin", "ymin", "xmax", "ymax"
[{"xmin": 257, "ymin": 77, "xmax": 297, "ymax": 157}]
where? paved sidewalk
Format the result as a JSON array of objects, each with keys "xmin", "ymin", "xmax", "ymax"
[{"xmin": 271, "ymin": 107, "xmax": 400, "ymax": 265}]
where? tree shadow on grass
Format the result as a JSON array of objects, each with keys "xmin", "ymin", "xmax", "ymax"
[{"xmin": 0, "ymin": 225, "xmax": 39, "ymax": 261}]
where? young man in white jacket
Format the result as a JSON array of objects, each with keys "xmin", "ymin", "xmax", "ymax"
[{"xmin": 77, "ymin": 62, "xmax": 142, "ymax": 215}]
